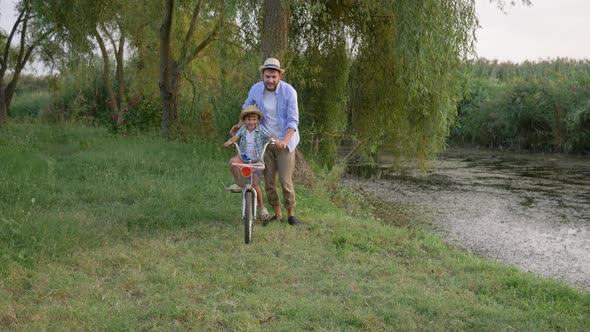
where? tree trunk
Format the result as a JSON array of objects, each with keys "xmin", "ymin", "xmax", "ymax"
[
  {"xmin": 94, "ymin": 30, "xmax": 120, "ymax": 121},
  {"xmin": 2, "ymin": 54, "xmax": 33, "ymax": 120},
  {"xmin": 0, "ymin": 80, "xmax": 6, "ymax": 126},
  {"xmin": 4, "ymin": 76, "xmax": 18, "ymax": 111},
  {"xmin": 261, "ymin": 0, "xmax": 314, "ymax": 183},
  {"xmin": 169, "ymin": 58, "xmax": 180, "ymax": 125},
  {"xmin": 261, "ymin": 0, "xmax": 289, "ymax": 61},
  {"xmin": 160, "ymin": 78, "xmax": 174, "ymax": 140},
  {"xmin": 160, "ymin": 0, "xmax": 174, "ymax": 139},
  {"xmin": 294, "ymin": 149, "xmax": 316, "ymax": 187},
  {"xmin": 115, "ymin": 35, "xmax": 126, "ymax": 111},
  {"xmin": 0, "ymin": 58, "xmax": 32, "ymax": 125},
  {"xmin": 160, "ymin": 0, "xmax": 220, "ymax": 138},
  {"xmin": 0, "ymin": 1, "xmax": 52, "ymax": 126},
  {"xmin": 4, "ymin": 46, "xmax": 34, "ymax": 114}
]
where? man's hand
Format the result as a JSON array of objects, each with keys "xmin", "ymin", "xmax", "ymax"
[
  {"xmin": 276, "ymin": 140, "xmax": 287, "ymax": 149},
  {"xmin": 229, "ymin": 124, "xmax": 240, "ymax": 136}
]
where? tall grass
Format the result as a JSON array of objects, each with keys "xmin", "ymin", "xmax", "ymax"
[
  {"xmin": 8, "ymin": 91, "xmax": 52, "ymax": 120},
  {"xmin": 1, "ymin": 124, "xmax": 588, "ymax": 330}
]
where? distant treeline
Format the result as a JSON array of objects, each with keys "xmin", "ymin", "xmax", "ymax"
[
  {"xmin": 10, "ymin": 57, "xmax": 590, "ymax": 158},
  {"xmin": 451, "ymin": 58, "xmax": 590, "ymax": 154}
]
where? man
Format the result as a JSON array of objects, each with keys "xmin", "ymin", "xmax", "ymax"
[{"xmin": 232, "ymin": 58, "xmax": 302, "ymax": 226}]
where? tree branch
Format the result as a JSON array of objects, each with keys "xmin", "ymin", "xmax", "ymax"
[
  {"xmin": 3, "ymin": 7, "xmax": 26, "ymax": 66},
  {"xmin": 100, "ymin": 23, "xmax": 118, "ymax": 55},
  {"xmin": 186, "ymin": 23, "xmax": 220, "ymax": 62},
  {"xmin": 187, "ymin": 2, "xmax": 225, "ymax": 63},
  {"xmin": 185, "ymin": 0, "xmax": 203, "ymax": 46}
]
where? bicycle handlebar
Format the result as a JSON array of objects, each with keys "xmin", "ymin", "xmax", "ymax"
[{"xmin": 232, "ymin": 138, "xmax": 275, "ymax": 165}]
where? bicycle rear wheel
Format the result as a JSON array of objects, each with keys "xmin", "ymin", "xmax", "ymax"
[{"xmin": 244, "ymin": 191, "xmax": 254, "ymax": 244}]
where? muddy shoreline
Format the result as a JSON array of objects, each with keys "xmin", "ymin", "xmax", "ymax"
[{"xmin": 343, "ymin": 148, "xmax": 590, "ymax": 290}]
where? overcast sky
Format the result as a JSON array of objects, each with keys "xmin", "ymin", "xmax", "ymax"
[
  {"xmin": 1, "ymin": 0, "xmax": 589, "ymax": 64},
  {"xmin": 476, "ymin": 0, "xmax": 590, "ymax": 62}
]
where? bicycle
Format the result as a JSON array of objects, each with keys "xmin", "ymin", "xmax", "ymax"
[{"xmin": 231, "ymin": 139, "xmax": 273, "ymax": 244}]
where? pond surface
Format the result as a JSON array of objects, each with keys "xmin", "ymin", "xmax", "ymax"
[{"xmin": 344, "ymin": 148, "xmax": 590, "ymax": 289}]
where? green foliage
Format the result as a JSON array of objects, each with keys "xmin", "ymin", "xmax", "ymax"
[
  {"xmin": 454, "ymin": 78, "xmax": 507, "ymax": 147},
  {"xmin": 6, "ymin": 76, "xmax": 50, "ymax": 119},
  {"xmin": 453, "ymin": 59, "xmax": 590, "ymax": 154},
  {"xmin": 98, "ymin": 95, "xmax": 162, "ymax": 135},
  {"xmin": 9, "ymin": 91, "xmax": 51, "ymax": 119},
  {"xmin": 9, "ymin": 0, "xmax": 487, "ymax": 168},
  {"xmin": 18, "ymin": 55, "xmax": 163, "ymax": 134},
  {"xmin": 292, "ymin": 41, "xmax": 349, "ymax": 168},
  {"xmin": 346, "ymin": 0, "xmax": 477, "ymax": 167},
  {"xmin": 12, "ymin": 74, "xmax": 50, "ymax": 94},
  {"xmin": 1, "ymin": 124, "xmax": 589, "ymax": 330},
  {"xmin": 204, "ymin": 45, "xmax": 259, "ymax": 139},
  {"xmin": 44, "ymin": 59, "xmax": 105, "ymax": 124},
  {"xmin": 287, "ymin": 0, "xmax": 479, "ymax": 168},
  {"xmin": 568, "ymin": 99, "xmax": 590, "ymax": 153},
  {"xmin": 503, "ymin": 79, "xmax": 554, "ymax": 149}
]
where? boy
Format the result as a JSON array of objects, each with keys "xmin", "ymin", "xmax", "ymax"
[{"xmin": 224, "ymin": 105, "xmax": 275, "ymax": 221}]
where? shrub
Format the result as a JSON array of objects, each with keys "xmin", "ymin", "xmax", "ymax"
[
  {"xmin": 501, "ymin": 80, "xmax": 553, "ymax": 150},
  {"xmin": 452, "ymin": 59, "xmax": 590, "ymax": 153},
  {"xmin": 568, "ymin": 99, "xmax": 590, "ymax": 154},
  {"xmin": 97, "ymin": 95, "xmax": 162, "ymax": 135},
  {"xmin": 454, "ymin": 78, "xmax": 510, "ymax": 148},
  {"xmin": 9, "ymin": 91, "xmax": 51, "ymax": 119}
]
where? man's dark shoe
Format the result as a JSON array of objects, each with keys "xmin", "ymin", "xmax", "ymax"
[{"xmin": 287, "ymin": 216, "xmax": 302, "ymax": 226}]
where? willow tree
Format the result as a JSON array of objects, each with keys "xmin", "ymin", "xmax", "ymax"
[
  {"xmin": 345, "ymin": 1, "xmax": 479, "ymax": 167},
  {"xmin": 263, "ymin": 0, "xmax": 532, "ymax": 168},
  {"xmin": 287, "ymin": 1, "xmax": 351, "ymax": 168},
  {"xmin": 0, "ymin": 0, "xmax": 146, "ymax": 127},
  {"xmin": 259, "ymin": 0, "xmax": 478, "ymax": 168},
  {"xmin": 0, "ymin": 0, "xmax": 54, "ymax": 126},
  {"xmin": 59, "ymin": 0, "xmax": 149, "ymax": 126},
  {"xmin": 347, "ymin": 0, "xmax": 531, "ymax": 166},
  {"xmin": 159, "ymin": 0, "xmax": 227, "ymax": 139},
  {"xmin": 91, "ymin": 1, "xmax": 140, "ymax": 126},
  {"xmin": 261, "ymin": 0, "xmax": 290, "ymax": 61}
]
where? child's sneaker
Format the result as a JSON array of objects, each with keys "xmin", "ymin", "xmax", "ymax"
[{"xmin": 226, "ymin": 183, "xmax": 241, "ymax": 193}]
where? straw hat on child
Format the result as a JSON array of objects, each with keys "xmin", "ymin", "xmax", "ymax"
[{"xmin": 240, "ymin": 105, "xmax": 264, "ymax": 121}]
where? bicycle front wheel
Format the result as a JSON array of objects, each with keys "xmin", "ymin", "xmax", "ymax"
[{"xmin": 244, "ymin": 191, "xmax": 254, "ymax": 244}]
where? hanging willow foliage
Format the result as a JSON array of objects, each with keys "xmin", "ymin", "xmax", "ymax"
[
  {"xmin": 348, "ymin": 0, "xmax": 478, "ymax": 167},
  {"xmin": 287, "ymin": 0, "xmax": 478, "ymax": 169},
  {"xmin": 287, "ymin": 1, "xmax": 351, "ymax": 167}
]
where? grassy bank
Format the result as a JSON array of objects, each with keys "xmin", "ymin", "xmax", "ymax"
[{"xmin": 1, "ymin": 124, "xmax": 588, "ymax": 330}]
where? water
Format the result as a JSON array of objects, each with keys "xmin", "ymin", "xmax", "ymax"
[{"xmin": 345, "ymin": 148, "xmax": 590, "ymax": 289}]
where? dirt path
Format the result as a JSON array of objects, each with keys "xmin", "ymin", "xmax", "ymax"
[{"xmin": 343, "ymin": 148, "xmax": 590, "ymax": 290}]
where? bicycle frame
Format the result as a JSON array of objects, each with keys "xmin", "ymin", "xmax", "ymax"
[
  {"xmin": 232, "ymin": 139, "xmax": 273, "ymax": 243},
  {"xmin": 232, "ymin": 160, "xmax": 265, "ymax": 218}
]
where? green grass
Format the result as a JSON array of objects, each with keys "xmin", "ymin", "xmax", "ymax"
[{"xmin": 1, "ymin": 124, "xmax": 588, "ymax": 330}]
